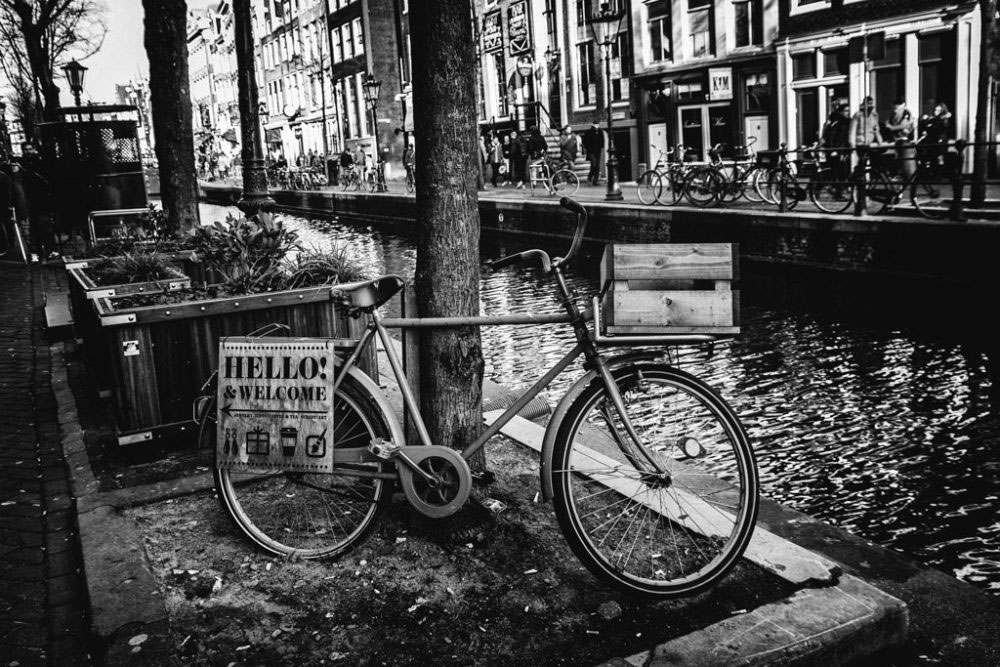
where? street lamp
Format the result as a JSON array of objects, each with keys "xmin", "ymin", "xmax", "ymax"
[
  {"xmin": 361, "ymin": 72, "xmax": 385, "ymax": 192},
  {"xmin": 587, "ymin": 2, "xmax": 626, "ymax": 201},
  {"xmin": 62, "ymin": 60, "xmax": 88, "ymax": 107}
]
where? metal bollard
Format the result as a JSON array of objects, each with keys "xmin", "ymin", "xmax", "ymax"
[
  {"xmin": 778, "ymin": 145, "xmax": 788, "ymax": 213},
  {"xmin": 853, "ymin": 146, "xmax": 869, "ymax": 217},
  {"xmin": 949, "ymin": 139, "xmax": 966, "ymax": 222}
]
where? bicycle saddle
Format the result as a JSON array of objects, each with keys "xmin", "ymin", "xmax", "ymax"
[{"xmin": 330, "ymin": 275, "xmax": 405, "ymax": 309}]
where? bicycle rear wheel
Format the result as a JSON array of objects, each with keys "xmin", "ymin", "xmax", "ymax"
[
  {"xmin": 740, "ymin": 166, "xmax": 767, "ymax": 203},
  {"xmin": 636, "ymin": 170, "xmax": 662, "ymax": 205},
  {"xmin": 206, "ymin": 373, "xmax": 392, "ymax": 559},
  {"xmin": 551, "ymin": 363, "xmax": 758, "ymax": 598},
  {"xmin": 684, "ymin": 167, "xmax": 721, "ymax": 208},
  {"xmin": 552, "ymin": 169, "xmax": 579, "ymax": 196},
  {"xmin": 809, "ymin": 169, "xmax": 853, "ymax": 214}
]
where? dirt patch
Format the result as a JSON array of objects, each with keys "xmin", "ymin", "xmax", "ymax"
[{"xmin": 127, "ymin": 438, "xmax": 797, "ymax": 667}]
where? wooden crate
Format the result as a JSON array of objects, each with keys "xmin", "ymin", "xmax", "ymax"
[
  {"xmin": 91, "ymin": 286, "xmax": 375, "ymax": 445},
  {"xmin": 599, "ymin": 243, "xmax": 739, "ymax": 335}
]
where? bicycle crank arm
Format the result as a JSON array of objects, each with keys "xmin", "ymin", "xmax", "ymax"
[{"xmin": 376, "ymin": 444, "xmax": 473, "ymax": 519}]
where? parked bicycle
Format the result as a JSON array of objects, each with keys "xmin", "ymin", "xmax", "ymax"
[
  {"xmin": 404, "ymin": 162, "xmax": 415, "ymax": 194},
  {"xmin": 340, "ymin": 165, "xmax": 361, "ymax": 191},
  {"xmin": 194, "ymin": 198, "xmax": 759, "ymax": 599},
  {"xmin": 682, "ymin": 139, "xmax": 765, "ymax": 208}
]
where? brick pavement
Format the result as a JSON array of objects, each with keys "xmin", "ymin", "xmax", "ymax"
[{"xmin": 0, "ymin": 262, "xmax": 92, "ymax": 666}]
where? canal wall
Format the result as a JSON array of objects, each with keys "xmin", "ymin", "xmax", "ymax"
[{"xmin": 198, "ymin": 183, "xmax": 1000, "ymax": 284}]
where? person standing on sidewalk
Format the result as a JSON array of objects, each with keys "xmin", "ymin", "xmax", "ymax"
[
  {"xmin": 848, "ymin": 96, "xmax": 884, "ymax": 176},
  {"xmin": 477, "ymin": 133, "xmax": 488, "ymax": 190},
  {"xmin": 489, "ymin": 134, "xmax": 503, "ymax": 187},
  {"xmin": 583, "ymin": 123, "xmax": 603, "ymax": 185},
  {"xmin": 821, "ymin": 103, "xmax": 850, "ymax": 190},
  {"xmin": 885, "ymin": 97, "xmax": 916, "ymax": 179},
  {"xmin": 509, "ymin": 130, "xmax": 528, "ymax": 189},
  {"xmin": 559, "ymin": 125, "xmax": 578, "ymax": 169}
]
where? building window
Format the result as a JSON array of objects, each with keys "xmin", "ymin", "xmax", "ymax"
[
  {"xmin": 792, "ymin": 53, "xmax": 816, "ymax": 80},
  {"xmin": 870, "ymin": 38, "xmax": 903, "ymax": 120},
  {"xmin": 342, "ymin": 23, "xmax": 353, "ymax": 59},
  {"xmin": 822, "ymin": 48, "xmax": 848, "ymax": 77},
  {"xmin": 491, "ymin": 54, "xmax": 509, "ymax": 117},
  {"xmin": 675, "ymin": 80, "xmax": 703, "ymax": 101},
  {"xmin": 576, "ymin": 41, "xmax": 597, "ymax": 107},
  {"xmin": 733, "ymin": 0, "xmax": 763, "ymax": 48},
  {"xmin": 331, "ymin": 28, "xmax": 341, "ymax": 62},
  {"xmin": 609, "ymin": 33, "xmax": 630, "ymax": 102},
  {"xmin": 795, "ymin": 88, "xmax": 820, "ymax": 146},
  {"xmin": 919, "ymin": 31, "xmax": 954, "ymax": 118},
  {"xmin": 352, "ymin": 17, "xmax": 364, "ymax": 55},
  {"xmin": 688, "ymin": 0, "xmax": 714, "ymax": 58},
  {"xmin": 646, "ymin": 0, "xmax": 671, "ymax": 63}
]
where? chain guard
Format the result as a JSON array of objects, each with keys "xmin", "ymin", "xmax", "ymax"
[{"xmin": 397, "ymin": 446, "xmax": 472, "ymax": 518}]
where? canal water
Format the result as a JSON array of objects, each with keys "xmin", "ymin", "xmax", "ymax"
[{"xmin": 198, "ymin": 202, "xmax": 1000, "ymax": 595}]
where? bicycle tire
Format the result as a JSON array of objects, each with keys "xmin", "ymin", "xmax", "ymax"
[
  {"xmin": 764, "ymin": 170, "xmax": 800, "ymax": 210},
  {"xmin": 741, "ymin": 166, "xmax": 767, "ymax": 203},
  {"xmin": 684, "ymin": 167, "xmax": 721, "ymax": 208},
  {"xmin": 636, "ymin": 170, "xmax": 662, "ymax": 206},
  {"xmin": 551, "ymin": 169, "xmax": 579, "ymax": 196},
  {"xmin": 809, "ymin": 169, "xmax": 853, "ymax": 214},
  {"xmin": 405, "ymin": 172, "xmax": 415, "ymax": 193},
  {"xmin": 551, "ymin": 363, "xmax": 758, "ymax": 598},
  {"xmin": 911, "ymin": 170, "xmax": 951, "ymax": 220},
  {"xmin": 862, "ymin": 170, "xmax": 894, "ymax": 215},
  {"xmin": 207, "ymin": 373, "xmax": 392, "ymax": 559},
  {"xmin": 662, "ymin": 167, "xmax": 686, "ymax": 205}
]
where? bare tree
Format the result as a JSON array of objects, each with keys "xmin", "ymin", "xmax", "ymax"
[
  {"xmin": 409, "ymin": 1, "xmax": 486, "ymax": 468},
  {"xmin": 0, "ymin": 0, "xmax": 106, "ymax": 120},
  {"xmin": 142, "ymin": 0, "xmax": 200, "ymax": 234}
]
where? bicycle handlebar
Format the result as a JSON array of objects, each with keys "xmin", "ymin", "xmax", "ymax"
[{"xmin": 488, "ymin": 197, "xmax": 588, "ymax": 274}]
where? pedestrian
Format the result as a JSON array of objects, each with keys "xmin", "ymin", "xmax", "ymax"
[
  {"xmin": 310, "ymin": 151, "xmax": 322, "ymax": 169},
  {"xmin": 489, "ymin": 134, "xmax": 504, "ymax": 187},
  {"xmin": 509, "ymin": 130, "xmax": 528, "ymax": 189},
  {"xmin": 583, "ymin": 122, "xmax": 604, "ymax": 185},
  {"xmin": 327, "ymin": 152, "xmax": 339, "ymax": 185},
  {"xmin": 501, "ymin": 134, "xmax": 512, "ymax": 186},
  {"xmin": 14, "ymin": 142, "xmax": 55, "ymax": 260},
  {"xmin": 919, "ymin": 102, "xmax": 953, "ymax": 168},
  {"xmin": 478, "ymin": 133, "xmax": 488, "ymax": 190},
  {"xmin": 820, "ymin": 102, "xmax": 850, "ymax": 188},
  {"xmin": 355, "ymin": 144, "xmax": 368, "ymax": 181},
  {"xmin": 559, "ymin": 125, "xmax": 578, "ymax": 169},
  {"xmin": 848, "ymin": 96, "xmax": 883, "ymax": 149},
  {"xmin": 884, "ymin": 97, "xmax": 916, "ymax": 178}
]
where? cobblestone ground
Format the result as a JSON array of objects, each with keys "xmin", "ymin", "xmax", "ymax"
[{"xmin": 0, "ymin": 263, "xmax": 92, "ymax": 666}]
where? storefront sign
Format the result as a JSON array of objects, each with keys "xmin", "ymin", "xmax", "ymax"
[
  {"xmin": 507, "ymin": 0, "xmax": 531, "ymax": 55},
  {"xmin": 708, "ymin": 67, "xmax": 733, "ymax": 101},
  {"xmin": 482, "ymin": 10, "xmax": 503, "ymax": 53},
  {"xmin": 216, "ymin": 338, "xmax": 337, "ymax": 473}
]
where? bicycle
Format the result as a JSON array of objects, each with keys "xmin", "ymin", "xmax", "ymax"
[
  {"xmin": 404, "ymin": 162, "xmax": 415, "ymax": 193},
  {"xmin": 683, "ymin": 139, "xmax": 765, "ymax": 208},
  {"xmin": 340, "ymin": 165, "xmax": 361, "ymax": 191},
  {"xmin": 527, "ymin": 158, "xmax": 579, "ymax": 197},
  {"xmin": 194, "ymin": 198, "xmax": 759, "ymax": 598},
  {"xmin": 858, "ymin": 139, "xmax": 956, "ymax": 219},
  {"xmin": 636, "ymin": 147, "xmax": 674, "ymax": 206},
  {"xmin": 637, "ymin": 145, "xmax": 698, "ymax": 206}
]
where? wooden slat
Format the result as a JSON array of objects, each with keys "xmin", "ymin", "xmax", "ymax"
[
  {"xmin": 604, "ymin": 289, "xmax": 738, "ymax": 329},
  {"xmin": 600, "ymin": 244, "xmax": 736, "ymax": 287}
]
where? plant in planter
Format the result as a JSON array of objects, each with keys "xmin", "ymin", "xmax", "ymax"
[
  {"xmin": 87, "ymin": 211, "xmax": 377, "ymax": 446},
  {"xmin": 86, "ymin": 251, "xmax": 186, "ymax": 287}
]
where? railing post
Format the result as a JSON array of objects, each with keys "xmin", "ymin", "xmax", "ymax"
[
  {"xmin": 853, "ymin": 145, "xmax": 869, "ymax": 217},
  {"xmin": 778, "ymin": 144, "xmax": 788, "ymax": 213},
  {"xmin": 949, "ymin": 139, "xmax": 967, "ymax": 222}
]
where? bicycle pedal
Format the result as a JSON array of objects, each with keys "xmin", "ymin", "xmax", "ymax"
[
  {"xmin": 368, "ymin": 439, "xmax": 400, "ymax": 459},
  {"xmin": 478, "ymin": 497, "xmax": 508, "ymax": 516}
]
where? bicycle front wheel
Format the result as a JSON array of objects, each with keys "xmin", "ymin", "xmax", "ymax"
[
  {"xmin": 206, "ymin": 372, "xmax": 393, "ymax": 559},
  {"xmin": 684, "ymin": 167, "xmax": 721, "ymax": 208},
  {"xmin": 636, "ymin": 170, "xmax": 662, "ymax": 205},
  {"xmin": 809, "ymin": 169, "xmax": 853, "ymax": 214},
  {"xmin": 551, "ymin": 363, "xmax": 759, "ymax": 598},
  {"xmin": 911, "ymin": 171, "xmax": 951, "ymax": 219}
]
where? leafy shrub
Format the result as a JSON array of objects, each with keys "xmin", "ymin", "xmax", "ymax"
[
  {"xmin": 88, "ymin": 252, "xmax": 183, "ymax": 286},
  {"xmin": 283, "ymin": 245, "xmax": 369, "ymax": 289}
]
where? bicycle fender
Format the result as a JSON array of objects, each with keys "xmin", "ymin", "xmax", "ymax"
[
  {"xmin": 539, "ymin": 351, "xmax": 664, "ymax": 502},
  {"xmin": 343, "ymin": 366, "xmax": 407, "ymax": 450}
]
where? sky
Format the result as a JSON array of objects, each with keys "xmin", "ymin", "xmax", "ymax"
[{"xmin": 82, "ymin": 0, "xmax": 217, "ymax": 103}]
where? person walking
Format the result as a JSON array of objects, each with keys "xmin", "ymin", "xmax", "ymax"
[
  {"xmin": 559, "ymin": 125, "xmax": 578, "ymax": 169},
  {"xmin": 820, "ymin": 102, "xmax": 851, "ymax": 188},
  {"xmin": 500, "ymin": 134, "xmax": 512, "ymax": 186},
  {"xmin": 477, "ymin": 133, "xmax": 488, "ymax": 190},
  {"xmin": 509, "ymin": 130, "xmax": 528, "ymax": 189},
  {"xmin": 355, "ymin": 145, "xmax": 369, "ymax": 182},
  {"xmin": 885, "ymin": 97, "xmax": 916, "ymax": 179},
  {"xmin": 489, "ymin": 134, "xmax": 503, "ymax": 187},
  {"xmin": 583, "ymin": 123, "xmax": 604, "ymax": 185},
  {"xmin": 848, "ymin": 96, "xmax": 884, "ymax": 149}
]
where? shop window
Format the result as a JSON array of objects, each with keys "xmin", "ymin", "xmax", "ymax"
[
  {"xmin": 745, "ymin": 72, "xmax": 769, "ymax": 113},
  {"xmin": 688, "ymin": 0, "xmax": 714, "ymax": 58},
  {"xmin": 646, "ymin": 0, "xmax": 671, "ymax": 63},
  {"xmin": 734, "ymin": 0, "xmax": 763, "ymax": 48},
  {"xmin": 610, "ymin": 33, "xmax": 630, "ymax": 102},
  {"xmin": 795, "ymin": 88, "xmax": 820, "ymax": 146},
  {"xmin": 493, "ymin": 53, "xmax": 509, "ymax": 117},
  {"xmin": 577, "ymin": 41, "xmax": 597, "ymax": 107},
  {"xmin": 919, "ymin": 31, "xmax": 954, "ymax": 119},
  {"xmin": 675, "ymin": 80, "xmax": 704, "ymax": 102},
  {"xmin": 870, "ymin": 38, "xmax": 903, "ymax": 120},
  {"xmin": 823, "ymin": 48, "xmax": 848, "ymax": 77},
  {"xmin": 792, "ymin": 53, "xmax": 816, "ymax": 80}
]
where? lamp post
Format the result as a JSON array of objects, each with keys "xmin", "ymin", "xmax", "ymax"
[
  {"xmin": 587, "ymin": 2, "xmax": 625, "ymax": 201},
  {"xmin": 62, "ymin": 60, "xmax": 88, "ymax": 107},
  {"xmin": 232, "ymin": 0, "xmax": 274, "ymax": 214},
  {"xmin": 361, "ymin": 72, "xmax": 385, "ymax": 192}
]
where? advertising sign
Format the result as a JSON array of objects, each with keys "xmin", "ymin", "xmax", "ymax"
[
  {"xmin": 507, "ymin": 0, "xmax": 531, "ymax": 55},
  {"xmin": 482, "ymin": 10, "xmax": 503, "ymax": 53},
  {"xmin": 708, "ymin": 67, "xmax": 733, "ymax": 101},
  {"xmin": 216, "ymin": 337, "xmax": 337, "ymax": 473}
]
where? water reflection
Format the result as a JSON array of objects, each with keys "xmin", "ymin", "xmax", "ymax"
[{"xmin": 198, "ymin": 203, "xmax": 1000, "ymax": 594}]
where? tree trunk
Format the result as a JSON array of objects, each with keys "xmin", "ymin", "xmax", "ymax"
[
  {"xmin": 142, "ymin": 0, "xmax": 200, "ymax": 234},
  {"xmin": 971, "ymin": 0, "xmax": 997, "ymax": 207},
  {"xmin": 409, "ymin": 1, "xmax": 485, "ymax": 469},
  {"xmin": 13, "ymin": 13, "xmax": 60, "ymax": 120}
]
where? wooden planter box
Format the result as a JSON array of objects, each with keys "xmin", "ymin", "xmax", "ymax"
[
  {"xmin": 91, "ymin": 286, "xmax": 374, "ymax": 446},
  {"xmin": 599, "ymin": 243, "xmax": 740, "ymax": 336}
]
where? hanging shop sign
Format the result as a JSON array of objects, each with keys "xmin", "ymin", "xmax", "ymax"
[
  {"xmin": 216, "ymin": 338, "xmax": 337, "ymax": 474},
  {"xmin": 507, "ymin": 0, "xmax": 531, "ymax": 55},
  {"xmin": 708, "ymin": 67, "xmax": 733, "ymax": 101},
  {"xmin": 482, "ymin": 10, "xmax": 503, "ymax": 53}
]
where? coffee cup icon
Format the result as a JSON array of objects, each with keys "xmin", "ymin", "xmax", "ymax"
[{"xmin": 280, "ymin": 426, "xmax": 298, "ymax": 457}]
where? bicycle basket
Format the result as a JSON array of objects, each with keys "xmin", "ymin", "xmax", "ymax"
[{"xmin": 755, "ymin": 150, "xmax": 780, "ymax": 168}]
